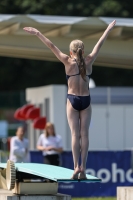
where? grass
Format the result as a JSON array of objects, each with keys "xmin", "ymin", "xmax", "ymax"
[{"xmin": 73, "ymin": 198, "xmax": 116, "ymax": 200}]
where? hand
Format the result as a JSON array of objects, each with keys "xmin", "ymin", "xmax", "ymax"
[
  {"xmin": 46, "ymin": 146, "xmax": 54, "ymax": 151},
  {"xmin": 107, "ymin": 20, "xmax": 116, "ymax": 31},
  {"xmin": 23, "ymin": 27, "xmax": 40, "ymax": 35}
]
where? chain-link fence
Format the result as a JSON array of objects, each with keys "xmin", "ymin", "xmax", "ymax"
[{"xmin": 0, "ymin": 90, "xmax": 25, "ymax": 109}]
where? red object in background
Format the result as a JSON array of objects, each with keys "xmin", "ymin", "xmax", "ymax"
[
  {"xmin": 14, "ymin": 108, "xmax": 26, "ymax": 120},
  {"xmin": 14, "ymin": 104, "xmax": 34, "ymax": 120},
  {"xmin": 20, "ymin": 104, "xmax": 34, "ymax": 119},
  {"xmin": 26, "ymin": 107, "xmax": 40, "ymax": 120},
  {"xmin": 33, "ymin": 117, "xmax": 47, "ymax": 129}
]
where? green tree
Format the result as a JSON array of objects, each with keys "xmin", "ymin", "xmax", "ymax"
[{"xmin": 0, "ymin": 0, "xmax": 133, "ymax": 17}]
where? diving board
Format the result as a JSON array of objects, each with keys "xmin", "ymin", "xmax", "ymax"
[
  {"xmin": 0, "ymin": 162, "xmax": 101, "ymax": 182},
  {"xmin": 0, "ymin": 161, "xmax": 101, "ymax": 194}
]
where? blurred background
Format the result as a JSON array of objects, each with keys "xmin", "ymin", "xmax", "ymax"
[{"xmin": 0, "ymin": 0, "xmax": 133, "ymax": 200}]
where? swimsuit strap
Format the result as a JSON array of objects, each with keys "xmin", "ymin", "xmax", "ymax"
[{"xmin": 66, "ymin": 58, "xmax": 89, "ymax": 80}]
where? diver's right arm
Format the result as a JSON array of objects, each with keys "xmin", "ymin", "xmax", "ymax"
[{"xmin": 23, "ymin": 27, "xmax": 69, "ymax": 65}]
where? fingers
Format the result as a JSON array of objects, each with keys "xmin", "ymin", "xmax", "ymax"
[
  {"xmin": 23, "ymin": 27, "xmax": 31, "ymax": 32},
  {"xmin": 113, "ymin": 20, "xmax": 116, "ymax": 25},
  {"xmin": 107, "ymin": 20, "xmax": 116, "ymax": 30},
  {"xmin": 23, "ymin": 27, "xmax": 27, "ymax": 31},
  {"xmin": 23, "ymin": 27, "xmax": 30, "ymax": 30},
  {"xmin": 23, "ymin": 27, "xmax": 38, "ymax": 35},
  {"xmin": 23, "ymin": 27, "xmax": 34, "ymax": 31},
  {"xmin": 111, "ymin": 20, "xmax": 116, "ymax": 26}
]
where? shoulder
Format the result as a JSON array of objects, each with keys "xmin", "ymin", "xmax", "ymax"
[
  {"xmin": 11, "ymin": 136, "xmax": 17, "ymax": 142},
  {"xmin": 85, "ymin": 55, "xmax": 93, "ymax": 65},
  {"xmin": 55, "ymin": 135, "xmax": 62, "ymax": 141},
  {"xmin": 64, "ymin": 57, "xmax": 74, "ymax": 68},
  {"xmin": 39, "ymin": 133, "xmax": 46, "ymax": 139},
  {"xmin": 64, "ymin": 55, "xmax": 70, "ymax": 62}
]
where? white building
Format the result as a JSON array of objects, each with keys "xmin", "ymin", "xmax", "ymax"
[{"xmin": 26, "ymin": 85, "xmax": 133, "ymax": 151}]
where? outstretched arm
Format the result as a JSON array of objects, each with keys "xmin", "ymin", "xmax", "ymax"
[
  {"xmin": 23, "ymin": 27, "xmax": 69, "ymax": 65},
  {"xmin": 86, "ymin": 20, "xmax": 116, "ymax": 65}
]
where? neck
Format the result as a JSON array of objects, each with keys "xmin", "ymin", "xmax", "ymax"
[{"xmin": 18, "ymin": 136, "xmax": 23, "ymax": 140}]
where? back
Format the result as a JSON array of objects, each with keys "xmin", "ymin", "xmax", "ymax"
[{"xmin": 65, "ymin": 57, "xmax": 91, "ymax": 96}]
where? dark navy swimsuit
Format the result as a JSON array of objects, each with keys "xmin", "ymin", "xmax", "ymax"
[{"xmin": 66, "ymin": 59, "xmax": 91, "ymax": 111}]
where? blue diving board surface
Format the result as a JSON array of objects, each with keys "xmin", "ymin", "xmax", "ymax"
[{"xmin": 0, "ymin": 163, "xmax": 101, "ymax": 183}]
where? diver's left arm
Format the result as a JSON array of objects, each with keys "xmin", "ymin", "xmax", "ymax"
[{"xmin": 86, "ymin": 20, "xmax": 116, "ymax": 66}]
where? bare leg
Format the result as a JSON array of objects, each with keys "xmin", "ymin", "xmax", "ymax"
[
  {"xmin": 66, "ymin": 99, "xmax": 80, "ymax": 178},
  {"xmin": 79, "ymin": 105, "xmax": 92, "ymax": 178}
]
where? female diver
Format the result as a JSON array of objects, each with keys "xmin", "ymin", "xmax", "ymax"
[{"xmin": 23, "ymin": 19, "xmax": 116, "ymax": 179}]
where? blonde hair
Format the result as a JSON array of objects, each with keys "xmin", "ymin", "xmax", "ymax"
[
  {"xmin": 69, "ymin": 40, "xmax": 86, "ymax": 81},
  {"xmin": 45, "ymin": 122, "xmax": 56, "ymax": 137}
]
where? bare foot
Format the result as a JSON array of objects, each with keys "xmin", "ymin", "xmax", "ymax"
[
  {"xmin": 78, "ymin": 167, "xmax": 87, "ymax": 179},
  {"xmin": 71, "ymin": 167, "xmax": 81, "ymax": 179}
]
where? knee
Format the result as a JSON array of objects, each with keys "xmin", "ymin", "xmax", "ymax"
[
  {"xmin": 80, "ymin": 130, "xmax": 89, "ymax": 138},
  {"xmin": 80, "ymin": 127, "xmax": 88, "ymax": 135},
  {"xmin": 71, "ymin": 131, "xmax": 80, "ymax": 138}
]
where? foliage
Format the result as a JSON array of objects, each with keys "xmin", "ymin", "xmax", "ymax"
[{"xmin": 0, "ymin": 0, "xmax": 133, "ymax": 17}]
